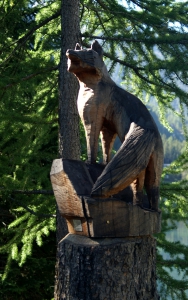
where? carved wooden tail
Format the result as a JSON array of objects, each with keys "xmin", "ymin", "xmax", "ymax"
[{"xmin": 91, "ymin": 122, "xmax": 157, "ymax": 198}]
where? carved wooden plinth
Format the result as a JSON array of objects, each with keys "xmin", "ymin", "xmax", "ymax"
[{"xmin": 50, "ymin": 159, "xmax": 161, "ymax": 238}]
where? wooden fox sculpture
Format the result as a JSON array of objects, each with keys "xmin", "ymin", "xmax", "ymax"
[{"xmin": 66, "ymin": 41, "xmax": 164, "ymax": 210}]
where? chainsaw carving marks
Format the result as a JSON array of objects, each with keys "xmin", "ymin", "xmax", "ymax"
[{"xmin": 66, "ymin": 41, "xmax": 164, "ymax": 211}]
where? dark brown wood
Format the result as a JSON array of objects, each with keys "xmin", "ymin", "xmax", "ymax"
[
  {"xmin": 84, "ymin": 197, "xmax": 161, "ymax": 237},
  {"xmin": 66, "ymin": 41, "xmax": 164, "ymax": 211},
  {"xmin": 55, "ymin": 1, "xmax": 81, "ymax": 296},
  {"xmin": 55, "ymin": 36, "xmax": 163, "ymax": 298},
  {"xmin": 52, "ymin": 161, "xmax": 161, "ymax": 298},
  {"xmin": 59, "ymin": 0, "xmax": 81, "ymax": 160},
  {"xmin": 50, "ymin": 159, "xmax": 161, "ymax": 237},
  {"xmin": 55, "ymin": 234, "xmax": 160, "ymax": 300}
]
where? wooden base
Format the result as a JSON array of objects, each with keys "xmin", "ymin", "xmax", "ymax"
[
  {"xmin": 50, "ymin": 159, "xmax": 161, "ymax": 237},
  {"xmin": 66, "ymin": 198, "xmax": 161, "ymax": 237},
  {"xmin": 54, "ymin": 234, "xmax": 159, "ymax": 300}
]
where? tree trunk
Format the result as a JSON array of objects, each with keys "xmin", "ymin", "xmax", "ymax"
[
  {"xmin": 57, "ymin": 0, "xmax": 81, "ymax": 242},
  {"xmin": 55, "ymin": 234, "xmax": 159, "ymax": 300},
  {"xmin": 55, "ymin": 0, "xmax": 81, "ymax": 295},
  {"xmin": 58, "ymin": 0, "xmax": 81, "ymax": 160}
]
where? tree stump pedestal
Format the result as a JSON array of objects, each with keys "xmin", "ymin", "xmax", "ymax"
[
  {"xmin": 51, "ymin": 159, "xmax": 161, "ymax": 299},
  {"xmin": 55, "ymin": 234, "xmax": 159, "ymax": 300}
]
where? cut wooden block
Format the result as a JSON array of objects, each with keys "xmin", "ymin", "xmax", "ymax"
[
  {"xmin": 50, "ymin": 159, "xmax": 161, "ymax": 237},
  {"xmin": 50, "ymin": 159, "xmax": 93, "ymax": 217},
  {"xmin": 82, "ymin": 197, "xmax": 161, "ymax": 237}
]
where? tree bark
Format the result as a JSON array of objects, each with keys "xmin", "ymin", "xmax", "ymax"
[
  {"xmin": 55, "ymin": 0, "xmax": 81, "ymax": 295},
  {"xmin": 57, "ymin": 0, "xmax": 81, "ymax": 242},
  {"xmin": 55, "ymin": 234, "xmax": 159, "ymax": 300},
  {"xmin": 58, "ymin": 0, "xmax": 81, "ymax": 160}
]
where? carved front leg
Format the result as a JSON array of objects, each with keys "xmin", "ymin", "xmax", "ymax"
[
  {"xmin": 80, "ymin": 100, "xmax": 105, "ymax": 163},
  {"xmin": 100, "ymin": 127, "xmax": 117, "ymax": 164},
  {"xmin": 84, "ymin": 120, "xmax": 103, "ymax": 163}
]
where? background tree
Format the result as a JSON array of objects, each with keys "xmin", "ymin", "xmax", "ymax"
[
  {"xmin": 54, "ymin": 0, "xmax": 81, "ymax": 295},
  {"xmin": 0, "ymin": 1, "xmax": 60, "ymax": 298},
  {"xmin": 0, "ymin": 0, "xmax": 188, "ymax": 299}
]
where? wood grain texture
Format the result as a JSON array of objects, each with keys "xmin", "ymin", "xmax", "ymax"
[
  {"xmin": 55, "ymin": 234, "xmax": 160, "ymax": 300},
  {"xmin": 58, "ymin": 0, "xmax": 81, "ymax": 160},
  {"xmin": 50, "ymin": 159, "xmax": 93, "ymax": 217},
  {"xmin": 66, "ymin": 40, "xmax": 164, "ymax": 210},
  {"xmin": 51, "ymin": 160, "xmax": 161, "ymax": 237},
  {"xmin": 91, "ymin": 124, "xmax": 156, "ymax": 197},
  {"xmin": 84, "ymin": 197, "xmax": 161, "ymax": 237}
]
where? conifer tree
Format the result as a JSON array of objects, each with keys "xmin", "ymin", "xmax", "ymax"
[{"xmin": 0, "ymin": 0, "xmax": 188, "ymax": 299}]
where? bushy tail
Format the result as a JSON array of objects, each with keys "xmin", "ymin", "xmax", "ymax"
[{"xmin": 91, "ymin": 123, "xmax": 156, "ymax": 198}]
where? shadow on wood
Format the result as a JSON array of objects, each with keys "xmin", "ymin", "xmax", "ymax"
[
  {"xmin": 50, "ymin": 159, "xmax": 161, "ymax": 238},
  {"xmin": 66, "ymin": 41, "xmax": 164, "ymax": 210}
]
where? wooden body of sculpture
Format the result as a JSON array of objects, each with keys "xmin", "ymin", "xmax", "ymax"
[{"xmin": 66, "ymin": 41, "xmax": 164, "ymax": 211}]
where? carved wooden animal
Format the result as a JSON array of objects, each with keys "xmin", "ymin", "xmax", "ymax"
[{"xmin": 66, "ymin": 41, "xmax": 164, "ymax": 210}]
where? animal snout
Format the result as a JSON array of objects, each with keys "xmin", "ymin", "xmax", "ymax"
[{"xmin": 66, "ymin": 49, "xmax": 73, "ymax": 57}]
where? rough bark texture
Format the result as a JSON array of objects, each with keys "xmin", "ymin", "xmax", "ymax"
[
  {"xmin": 55, "ymin": 234, "xmax": 159, "ymax": 300},
  {"xmin": 55, "ymin": 0, "xmax": 81, "ymax": 296},
  {"xmin": 57, "ymin": 0, "xmax": 81, "ymax": 243},
  {"xmin": 59, "ymin": 0, "xmax": 81, "ymax": 160}
]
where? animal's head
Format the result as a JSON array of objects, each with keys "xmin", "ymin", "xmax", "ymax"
[{"xmin": 66, "ymin": 41, "xmax": 107, "ymax": 83}]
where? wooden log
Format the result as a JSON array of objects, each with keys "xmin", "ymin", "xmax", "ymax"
[
  {"xmin": 84, "ymin": 197, "xmax": 161, "ymax": 237},
  {"xmin": 54, "ymin": 234, "xmax": 159, "ymax": 300},
  {"xmin": 50, "ymin": 159, "xmax": 161, "ymax": 238},
  {"xmin": 50, "ymin": 159, "xmax": 93, "ymax": 218}
]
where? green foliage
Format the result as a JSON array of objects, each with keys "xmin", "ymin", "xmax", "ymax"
[
  {"xmin": 0, "ymin": 232, "xmax": 56, "ymax": 299},
  {"xmin": 0, "ymin": 0, "xmax": 59, "ymax": 298},
  {"xmin": 156, "ymin": 152, "xmax": 188, "ymax": 298},
  {"xmin": 161, "ymin": 134, "xmax": 186, "ymax": 164},
  {"xmin": 81, "ymin": 0, "xmax": 188, "ymax": 135},
  {"xmin": 1, "ymin": 0, "xmax": 188, "ymax": 299},
  {"xmin": 146, "ymin": 97, "xmax": 187, "ymax": 164}
]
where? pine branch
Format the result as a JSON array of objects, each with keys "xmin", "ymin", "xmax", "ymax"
[
  {"xmin": 13, "ymin": 190, "xmax": 54, "ymax": 195},
  {"xmin": 130, "ymin": 0, "xmax": 148, "ymax": 10},
  {"xmin": 81, "ymin": 41, "xmax": 164, "ymax": 87},
  {"xmin": 0, "ymin": 9, "xmax": 61, "ymax": 66},
  {"xmin": 81, "ymin": 41, "xmax": 179, "ymax": 91},
  {"xmin": 93, "ymin": 0, "xmax": 155, "ymax": 20},
  {"xmin": 81, "ymin": 33, "xmax": 188, "ymax": 45},
  {"xmin": 82, "ymin": 33, "xmax": 144, "ymax": 43},
  {"xmin": 9, "ymin": 196, "xmax": 56, "ymax": 218},
  {"xmin": 81, "ymin": 40, "xmax": 144, "ymax": 70},
  {"xmin": 2, "ymin": 65, "xmax": 59, "ymax": 90},
  {"xmin": 83, "ymin": 0, "xmax": 132, "ymax": 18}
]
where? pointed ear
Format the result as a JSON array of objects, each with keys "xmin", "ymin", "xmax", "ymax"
[
  {"xmin": 91, "ymin": 40, "xmax": 103, "ymax": 56},
  {"xmin": 75, "ymin": 43, "xmax": 82, "ymax": 50}
]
